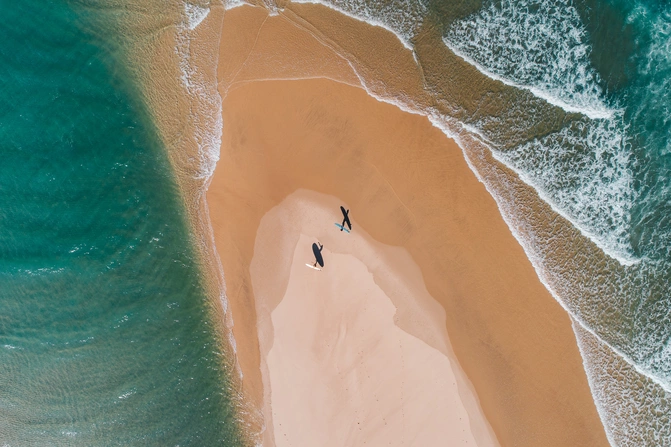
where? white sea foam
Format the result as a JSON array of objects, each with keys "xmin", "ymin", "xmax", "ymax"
[
  {"xmin": 19, "ymin": 267, "xmax": 66, "ymax": 276},
  {"xmin": 443, "ymin": 0, "xmax": 613, "ymax": 120},
  {"xmin": 439, "ymin": 0, "xmax": 648, "ymax": 266},
  {"xmin": 420, "ymin": 109, "xmax": 671, "ymax": 403},
  {"xmin": 444, "ymin": 43, "xmax": 614, "ymax": 120},
  {"xmin": 627, "ymin": 7, "xmax": 671, "ymax": 161},
  {"xmin": 494, "ymin": 115, "xmax": 639, "ymax": 265},
  {"xmin": 184, "ymin": 3, "xmax": 209, "ymax": 30},
  {"xmin": 626, "ymin": 8, "xmax": 671, "ymax": 260},
  {"xmin": 177, "ymin": 2, "xmax": 223, "ymax": 180},
  {"xmin": 574, "ymin": 321, "xmax": 671, "ymax": 447},
  {"xmin": 118, "ymin": 389, "xmax": 136, "ymax": 400},
  {"xmin": 289, "ymin": 0, "xmax": 427, "ymax": 51},
  {"xmin": 223, "ymin": 0, "xmax": 246, "ymax": 10},
  {"xmin": 633, "ymin": 7, "xmax": 671, "ymax": 94}
]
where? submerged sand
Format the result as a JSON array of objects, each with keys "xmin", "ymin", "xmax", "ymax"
[{"xmin": 206, "ymin": 4, "xmax": 611, "ymax": 447}]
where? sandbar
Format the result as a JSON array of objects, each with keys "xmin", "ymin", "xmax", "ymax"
[{"xmin": 206, "ymin": 4, "xmax": 610, "ymax": 446}]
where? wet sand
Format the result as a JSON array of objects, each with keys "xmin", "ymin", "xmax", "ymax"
[{"xmin": 206, "ymin": 4, "xmax": 610, "ymax": 446}]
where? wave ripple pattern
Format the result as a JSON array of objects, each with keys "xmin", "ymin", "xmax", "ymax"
[{"xmin": 444, "ymin": 0, "xmax": 636, "ymax": 265}]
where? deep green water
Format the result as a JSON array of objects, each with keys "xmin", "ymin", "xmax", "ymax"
[{"xmin": 0, "ymin": 1, "xmax": 244, "ymax": 445}]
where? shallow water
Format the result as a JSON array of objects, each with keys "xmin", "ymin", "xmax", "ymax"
[{"xmin": 0, "ymin": 1, "xmax": 244, "ymax": 445}]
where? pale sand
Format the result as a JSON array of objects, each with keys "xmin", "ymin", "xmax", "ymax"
[
  {"xmin": 208, "ymin": 4, "xmax": 610, "ymax": 446},
  {"xmin": 251, "ymin": 190, "xmax": 499, "ymax": 446}
]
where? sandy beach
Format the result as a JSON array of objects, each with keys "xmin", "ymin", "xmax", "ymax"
[
  {"xmin": 251, "ymin": 191, "xmax": 499, "ymax": 446},
  {"xmin": 206, "ymin": 4, "xmax": 611, "ymax": 446}
]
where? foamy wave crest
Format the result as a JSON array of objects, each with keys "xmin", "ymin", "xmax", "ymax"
[
  {"xmin": 443, "ymin": 0, "xmax": 613, "ymax": 120},
  {"xmin": 185, "ymin": 3, "xmax": 210, "ymax": 30},
  {"xmin": 176, "ymin": 2, "xmax": 222, "ymax": 180},
  {"xmin": 574, "ymin": 321, "xmax": 671, "ymax": 447},
  {"xmin": 223, "ymin": 0, "xmax": 246, "ymax": 10},
  {"xmin": 494, "ymin": 114, "xmax": 638, "ymax": 264},
  {"xmin": 440, "ymin": 0, "xmax": 639, "ymax": 264},
  {"xmin": 290, "ymin": 0, "xmax": 428, "ymax": 49}
]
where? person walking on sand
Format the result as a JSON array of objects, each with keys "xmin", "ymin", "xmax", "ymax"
[
  {"xmin": 312, "ymin": 242, "xmax": 324, "ymax": 268},
  {"xmin": 339, "ymin": 206, "xmax": 352, "ymax": 232}
]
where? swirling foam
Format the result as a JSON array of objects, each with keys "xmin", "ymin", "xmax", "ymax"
[{"xmin": 443, "ymin": 0, "xmax": 612, "ymax": 120}]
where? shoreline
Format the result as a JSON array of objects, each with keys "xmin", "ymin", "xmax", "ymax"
[
  {"xmin": 207, "ymin": 5, "xmax": 610, "ymax": 442},
  {"xmin": 105, "ymin": 2, "xmax": 264, "ymax": 441}
]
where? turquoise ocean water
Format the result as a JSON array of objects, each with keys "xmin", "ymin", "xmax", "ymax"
[
  {"xmin": 264, "ymin": 0, "xmax": 671, "ymax": 444},
  {"xmin": 0, "ymin": 1, "xmax": 244, "ymax": 445}
]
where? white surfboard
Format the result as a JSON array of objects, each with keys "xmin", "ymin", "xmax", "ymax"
[{"xmin": 305, "ymin": 263, "xmax": 322, "ymax": 271}]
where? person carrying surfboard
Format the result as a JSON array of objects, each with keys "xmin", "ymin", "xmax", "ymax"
[
  {"xmin": 312, "ymin": 242, "xmax": 324, "ymax": 268},
  {"xmin": 337, "ymin": 206, "xmax": 352, "ymax": 232}
]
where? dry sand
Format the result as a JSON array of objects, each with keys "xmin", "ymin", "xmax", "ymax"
[
  {"xmin": 206, "ymin": 4, "xmax": 611, "ymax": 446},
  {"xmin": 251, "ymin": 191, "xmax": 499, "ymax": 446}
]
